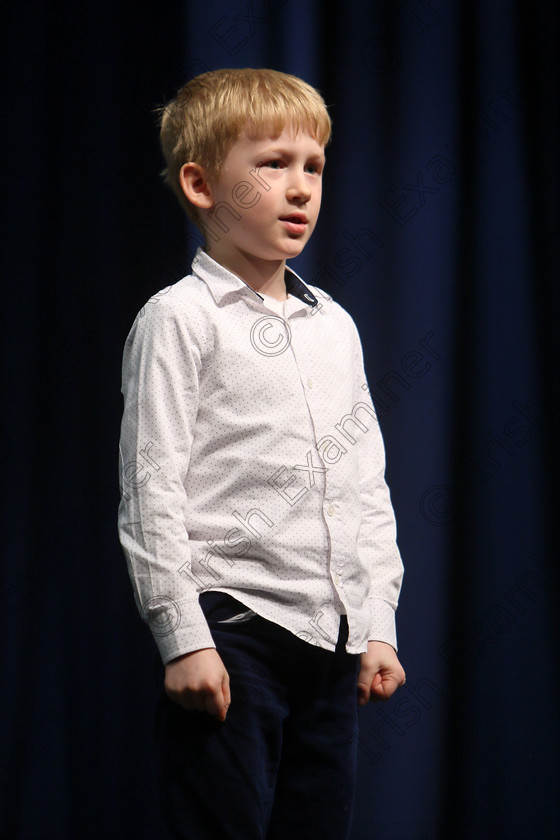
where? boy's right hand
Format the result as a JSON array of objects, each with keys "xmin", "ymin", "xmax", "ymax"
[{"xmin": 164, "ymin": 648, "xmax": 231, "ymax": 721}]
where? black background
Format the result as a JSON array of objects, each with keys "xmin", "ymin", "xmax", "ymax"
[{"xmin": 1, "ymin": 1, "xmax": 558, "ymax": 838}]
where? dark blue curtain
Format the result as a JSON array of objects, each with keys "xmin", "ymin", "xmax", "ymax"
[{"xmin": 1, "ymin": 1, "xmax": 558, "ymax": 838}]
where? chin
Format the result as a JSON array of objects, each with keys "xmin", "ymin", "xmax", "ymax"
[{"xmin": 280, "ymin": 240, "xmax": 307, "ymax": 258}]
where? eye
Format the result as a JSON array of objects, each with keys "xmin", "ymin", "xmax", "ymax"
[
  {"xmin": 259, "ymin": 159, "xmax": 284, "ymax": 169},
  {"xmin": 305, "ymin": 161, "xmax": 324, "ymax": 175}
]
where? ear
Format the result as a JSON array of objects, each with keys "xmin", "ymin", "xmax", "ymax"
[{"xmin": 179, "ymin": 162, "xmax": 214, "ymax": 210}]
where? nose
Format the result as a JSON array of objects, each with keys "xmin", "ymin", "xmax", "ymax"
[{"xmin": 286, "ymin": 168, "xmax": 312, "ymax": 203}]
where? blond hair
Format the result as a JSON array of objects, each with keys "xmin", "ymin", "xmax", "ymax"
[{"xmin": 154, "ymin": 68, "xmax": 332, "ymax": 224}]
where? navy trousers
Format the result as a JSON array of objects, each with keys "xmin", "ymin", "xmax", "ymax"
[{"xmin": 154, "ymin": 591, "xmax": 361, "ymax": 840}]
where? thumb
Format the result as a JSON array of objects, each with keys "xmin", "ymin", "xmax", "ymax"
[
  {"xmin": 222, "ymin": 670, "xmax": 231, "ymax": 717},
  {"xmin": 215, "ymin": 669, "xmax": 231, "ymax": 722}
]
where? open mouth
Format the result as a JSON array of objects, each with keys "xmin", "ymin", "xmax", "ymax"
[
  {"xmin": 279, "ymin": 214, "xmax": 308, "ymax": 233},
  {"xmin": 279, "ymin": 214, "xmax": 307, "ymax": 224}
]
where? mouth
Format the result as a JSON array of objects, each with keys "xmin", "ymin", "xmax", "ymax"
[{"xmin": 279, "ymin": 214, "xmax": 308, "ymax": 234}]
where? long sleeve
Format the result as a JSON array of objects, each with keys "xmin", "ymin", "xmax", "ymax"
[
  {"xmin": 117, "ymin": 296, "xmax": 216, "ymax": 664},
  {"xmin": 350, "ymin": 322, "xmax": 404, "ymax": 650}
]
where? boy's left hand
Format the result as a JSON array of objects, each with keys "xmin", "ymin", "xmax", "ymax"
[{"xmin": 357, "ymin": 641, "xmax": 406, "ymax": 705}]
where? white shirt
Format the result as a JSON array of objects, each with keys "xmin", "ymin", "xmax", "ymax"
[{"xmin": 118, "ymin": 248, "xmax": 404, "ymax": 665}]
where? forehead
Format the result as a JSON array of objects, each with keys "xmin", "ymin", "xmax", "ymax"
[{"xmin": 232, "ymin": 124, "xmax": 326, "ymax": 155}]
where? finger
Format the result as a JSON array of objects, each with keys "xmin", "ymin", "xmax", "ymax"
[
  {"xmin": 368, "ymin": 674, "xmax": 387, "ymax": 703},
  {"xmin": 357, "ymin": 673, "xmax": 374, "ymax": 706},
  {"xmin": 222, "ymin": 668, "xmax": 230, "ymax": 703},
  {"xmin": 370, "ymin": 675, "xmax": 400, "ymax": 701},
  {"xmin": 222, "ymin": 671, "xmax": 231, "ymax": 716},
  {"xmin": 212, "ymin": 694, "xmax": 228, "ymax": 722},
  {"xmin": 358, "ymin": 668, "xmax": 375, "ymax": 706},
  {"xmin": 177, "ymin": 696, "xmax": 195, "ymax": 711},
  {"xmin": 171, "ymin": 691, "xmax": 197, "ymax": 712},
  {"xmin": 164, "ymin": 683, "xmax": 194, "ymax": 710},
  {"xmin": 204, "ymin": 682, "xmax": 230, "ymax": 720},
  {"xmin": 193, "ymin": 693, "xmax": 210, "ymax": 712}
]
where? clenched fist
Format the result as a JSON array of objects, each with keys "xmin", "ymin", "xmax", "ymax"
[{"xmin": 164, "ymin": 647, "xmax": 231, "ymax": 721}]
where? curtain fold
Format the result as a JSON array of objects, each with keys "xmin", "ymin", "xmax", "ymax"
[{"xmin": 0, "ymin": 1, "xmax": 557, "ymax": 838}]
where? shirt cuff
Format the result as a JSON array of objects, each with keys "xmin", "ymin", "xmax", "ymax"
[
  {"xmin": 143, "ymin": 596, "xmax": 217, "ymax": 666},
  {"xmin": 368, "ymin": 598, "xmax": 398, "ymax": 651}
]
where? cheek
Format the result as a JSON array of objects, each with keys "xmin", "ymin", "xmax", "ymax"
[
  {"xmin": 243, "ymin": 202, "xmax": 271, "ymax": 232},
  {"xmin": 251, "ymin": 191, "xmax": 276, "ymax": 218},
  {"xmin": 312, "ymin": 187, "xmax": 322, "ymax": 216}
]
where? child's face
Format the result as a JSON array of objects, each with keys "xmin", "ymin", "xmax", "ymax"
[{"xmin": 204, "ymin": 125, "xmax": 325, "ymax": 266}]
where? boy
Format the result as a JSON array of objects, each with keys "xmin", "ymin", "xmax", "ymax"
[{"xmin": 118, "ymin": 68, "xmax": 405, "ymax": 840}]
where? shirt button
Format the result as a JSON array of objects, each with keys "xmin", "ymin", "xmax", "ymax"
[
  {"xmin": 327, "ymin": 504, "xmax": 335, "ymax": 516},
  {"xmin": 334, "ymin": 572, "xmax": 342, "ymax": 585},
  {"xmin": 307, "ymin": 378, "xmax": 314, "ymax": 389}
]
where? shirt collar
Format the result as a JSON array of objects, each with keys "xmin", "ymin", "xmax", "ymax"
[{"xmin": 191, "ymin": 247, "xmax": 319, "ymax": 309}]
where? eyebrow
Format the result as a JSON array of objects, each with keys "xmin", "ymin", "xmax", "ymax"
[{"xmin": 257, "ymin": 146, "xmax": 326, "ymax": 163}]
